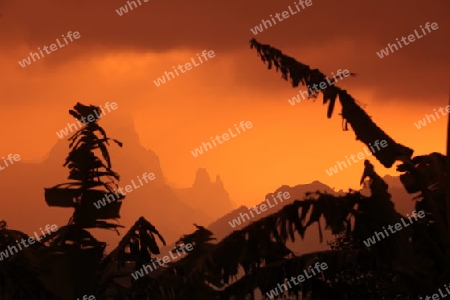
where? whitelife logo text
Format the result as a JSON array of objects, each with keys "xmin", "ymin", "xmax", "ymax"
[
  {"xmin": 0, "ymin": 154, "xmax": 21, "ymax": 171},
  {"xmin": 93, "ymin": 172, "xmax": 156, "ymax": 209},
  {"xmin": 325, "ymin": 140, "xmax": 388, "ymax": 176},
  {"xmin": 265, "ymin": 262, "xmax": 328, "ymax": 299},
  {"xmin": 0, "ymin": 224, "xmax": 58, "ymax": 261},
  {"xmin": 115, "ymin": 0, "xmax": 149, "ymax": 16},
  {"xmin": 55, "ymin": 102, "xmax": 118, "ymax": 139},
  {"xmin": 153, "ymin": 50, "xmax": 215, "ymax": 87},
  {"xmin": 250, "ymin": 0, "xmax": 313, "ymax": 35},
  {"xmin": 363, "ymin": 210, "xmax": 425, "ymax": 247},
  {"xmin": 287, "ymin": 69, "xmax": 353, "ymax": 106},
  {"xmin": 376, "ymin": 22, "xmax": 439, "ymax": 59},
  {"xmin": 228, "ymin": 191, "xmax": 291, "ymax": 228},
  {"xmin": 131, "ymin": 243, "xmax": 194, "ymax": 280},
  {"xmin": 414, "ymin": 104, "xmax": 450, "ymax": 129},
  {"xmin": 191, "ymin": 121, "xmax": 253, "ymax": 158},
  {"xmin": 18, "ymin": 31, "xmax": 81, "ymax": 68}
]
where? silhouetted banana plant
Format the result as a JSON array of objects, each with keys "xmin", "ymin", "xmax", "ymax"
[
  {"xmin": 248, "ymin": 39, "xmax": 450, "ymax": 298},
  {"xmin": 1, "ymin": 91, "xmax": 447, "ymax": 299},
  {"xmin": 39, "ymin": 103, "xmax": 126, "ymax": 299},
  {"xmin": 45, "ymin": 102, "xmax": 124, "ymax": 230},
  {"xmin": 138, "ymin": 225, "xmax": 219, "ymax": 300},
  {"xmin": 175, "ymin": 163, "xmax": 430, "ymax": 299},
  {"xmin": 95, "ymin": 217, "xmax": 166, "ymax": 299},
  {"xmin": 249, "ymin": 39, "xmax": 413, "ymax": 168}
]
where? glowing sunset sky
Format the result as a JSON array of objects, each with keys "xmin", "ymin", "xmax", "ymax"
[{"xmin": 0, "ymin": 0, "xmax": 449, "ymax": 208}]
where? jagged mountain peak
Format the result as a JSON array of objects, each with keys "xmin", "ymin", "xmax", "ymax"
[
  {"xmin": 174, "ymin": 168, "xmax": 235, "ymax": 221},
  {"xmin": 215, "ymin": 175, "xmax": 224, "ymax": 188},
  {"xmin": 193, "ymin": 168, "xmax": 212, "ymax": 187}
]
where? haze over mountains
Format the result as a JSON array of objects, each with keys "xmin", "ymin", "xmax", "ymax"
[
  {"xmin": 0, "ymin": 113, "xmax": 416, "ymax": 254},
  {"xmin": 0, "ymin": 114, "xmax": 233, "ymax": 250},
  {"xmin": 174, "ymin": 168, "xmax": 235, "ymax": 220},
  {"xmin": 206, "ymin": 176, "xmax": 415, "ymax": 255}
]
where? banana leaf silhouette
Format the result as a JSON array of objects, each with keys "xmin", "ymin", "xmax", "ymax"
[
  {"xmin": 45, "ymin": 103, "xmax": 123, "ymax": 229},
  {"xmin": 250, "ymin": 39, "xmax": 413, "ymax": 168},
  {"xmin": 68, "ymin": 102, "xmax": 101, "ymax": 122}
]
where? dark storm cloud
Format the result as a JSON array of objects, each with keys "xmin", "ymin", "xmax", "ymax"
[{"xmin": 1, "ymin": 0, "xmax": 449, "ymax": 101}]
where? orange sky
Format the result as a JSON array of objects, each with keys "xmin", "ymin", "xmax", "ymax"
[{"xmin": 0, "ymin": 0, "xmax": 449, "ymax": 208}]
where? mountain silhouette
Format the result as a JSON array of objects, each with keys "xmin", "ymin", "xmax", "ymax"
[
  {"xmin": 174, "ymin": 168, "xmax": 236, "ymax": 220},
  {"xmin": 0, "ymin": 114, "xmax": 230, "ymax": 250},
  {"xmin": 206, "ymin": 178, "xmax": 416, "ymax": 256}
]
